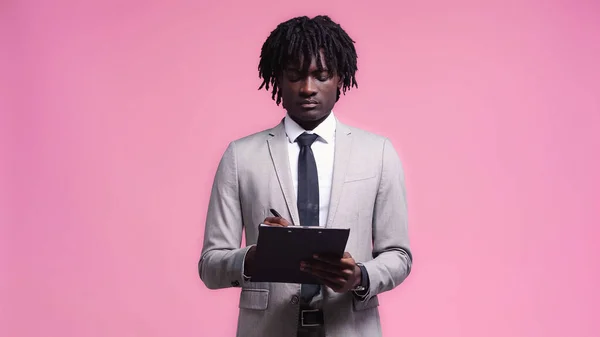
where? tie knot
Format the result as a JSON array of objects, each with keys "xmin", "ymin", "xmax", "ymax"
[{"xmin": 296, "ymin": 132, "xmax": 319, "ymax": 147}]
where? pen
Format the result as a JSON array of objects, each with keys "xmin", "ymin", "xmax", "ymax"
[{"xmin": 269, "ymin": 208, "xmax": 282, "ymax": 218}]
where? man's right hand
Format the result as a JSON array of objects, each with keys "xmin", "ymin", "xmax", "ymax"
[
  {"xmin": 262, "ymin": 216, "xmax": 291, "ymax": 227},
  {"xmin": 243, "ymin": 216, "xmax": 291, "ymax": 277}
]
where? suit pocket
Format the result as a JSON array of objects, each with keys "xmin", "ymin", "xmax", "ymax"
[
  {"xmin": 353, "ymin": 294, "xmax": 379, "ymax": 311},
  {"xmin": 344, "ymin": 173, "xmax": 376, "ymax": 183},
  {"xmin": 239, "ymin": 288, "xmax": 269, "ymax": 310}
]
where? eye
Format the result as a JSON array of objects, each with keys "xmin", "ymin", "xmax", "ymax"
[
  {"xmin": 316, "ymin": 71, "xmax": 331, "ymax": 81},
  {"xmin": 285, "ymin": 70, "xmax": 302, "ymax": 82}
]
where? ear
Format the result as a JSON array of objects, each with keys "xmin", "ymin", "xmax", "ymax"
[{"xmin": 337, "ymin": 76, "xmax": 343, "ymax": 89}]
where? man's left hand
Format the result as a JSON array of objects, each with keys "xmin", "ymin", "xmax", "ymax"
[{"xmin": 300, "ymin": 252, "xmax": 361, "ymax": 293}]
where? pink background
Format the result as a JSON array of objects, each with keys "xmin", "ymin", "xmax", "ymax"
[{"xmin": 2, "ymin": 0, "xmax": 600, "ymax": 336}]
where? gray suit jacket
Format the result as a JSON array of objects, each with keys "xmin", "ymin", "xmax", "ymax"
[{"xmin": 199, "ymin": 119, "xmax": 412, "ymax": 337}]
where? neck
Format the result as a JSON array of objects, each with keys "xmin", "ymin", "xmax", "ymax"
[{"xmin": 289, "ymin": 112, "xmax": 331, "ymax": 131}]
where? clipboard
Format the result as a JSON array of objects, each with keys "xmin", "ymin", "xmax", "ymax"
[{"xmin": 251, "ymin": 224, "xmax": 350, "ymax": 284}]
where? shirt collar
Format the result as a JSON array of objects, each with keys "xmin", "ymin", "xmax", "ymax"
[{"xmin": 284, "ymin": 111, "xmax": 337, "ymax": 144}]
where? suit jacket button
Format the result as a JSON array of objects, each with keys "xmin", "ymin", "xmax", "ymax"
[
  {"xmin": 291, "ymin": 295, "xmax": 299, "ymax": 305},
  {"xmin": 231, "ymin": 280, "xmax": 240, "ymax": 287}
]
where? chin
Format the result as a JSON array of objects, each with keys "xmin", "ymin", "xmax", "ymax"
[{"xmin": 291, "ymin": 109, "xmax": 328, "ymax": 121}]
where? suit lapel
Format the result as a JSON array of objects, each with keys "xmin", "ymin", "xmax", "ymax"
[
  {"xmin": 267, "ymin": 120, "xmax": 300, "ymax": 226},
  {"xmin": 326, "ymin": 121, "xmax": 353, "ymax": 228}
]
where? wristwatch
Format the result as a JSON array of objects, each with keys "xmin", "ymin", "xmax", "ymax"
[{"xmin": 352, "ymin": 263, "xmax": 368, "ymax": 292}]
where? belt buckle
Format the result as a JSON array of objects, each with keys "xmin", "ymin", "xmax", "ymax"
[{"xmin": 301, "ymin": 309, "xmax": 322, "ymax": 327}]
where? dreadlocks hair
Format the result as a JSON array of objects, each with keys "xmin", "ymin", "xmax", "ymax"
[{"xmin": 258, "ymin": 15, "xmax": 358, "ymax": 105}]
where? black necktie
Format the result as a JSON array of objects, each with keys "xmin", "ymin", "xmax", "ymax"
[{"xmin": 296, "ymin": 132, "xmax": 321, "ymax": 302}]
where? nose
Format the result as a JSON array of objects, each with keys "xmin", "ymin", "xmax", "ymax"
[{"xmin": 299, "ymin": 77, "xmax": 317, "ymax": 97}]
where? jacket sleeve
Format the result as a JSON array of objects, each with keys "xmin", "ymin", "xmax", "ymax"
[
  {"xmin": 360, "ymin": 138, "xmax": 413, "ymax": 299},
  {"xmin": 198, "ymin": 141, "xmax": 251, "ymax": 289}
]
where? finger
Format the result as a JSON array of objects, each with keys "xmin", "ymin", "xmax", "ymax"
[
  {"xmin": 263, "ymin": 217, "xmax": 290, "ymax": 227},
  {"xmin": 311, "ymin": 254, "xmax": 340, "ymax": 265},
  {"xmin": 303, "ymin": 264, "xmax": 345, "ymax": 280},
  {"xmin": 303, "ymin": 264, "xmax": 350, "ymax": 285},
  {"xmin": 312, "ymin": 254, "xmax": 345, "ymax": 266},
  {"xmin": 303, "ymin": 261, "xmax": 348, "ymax": 278},
  {"xmin": 315, "ymin": 253, "xmax": 357, "ymax": 270},
  {"xmin": 263, "ymin": 220, "xmax": 286, "ymax": 227},
  {"xmin": 309, "ymin": 269, "xmax": 345, "ymax": 286},
  {"xmin": 263, "ymin": 219, "xmax": 286, "ymax": 227},
  {"xmin": 314, "ymin": 273, "xmax": 347, "ymax": 290}
]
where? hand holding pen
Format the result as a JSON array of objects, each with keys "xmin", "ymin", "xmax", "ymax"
[
  {"xmin": 244, "ymin": 208, "xmax": 292, "ymax": 277},
  {"xmin": 262, "ymin": 208, "xmax": 291, "ymax": 227}
]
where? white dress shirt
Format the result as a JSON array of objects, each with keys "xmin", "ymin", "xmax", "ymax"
[{"xmin": 284, "ymin": 112, "xmax": 336, "ymax": 227}]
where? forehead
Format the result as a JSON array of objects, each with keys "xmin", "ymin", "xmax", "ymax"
[{"xmin": 284, "ymin": 50, "xmax": 329, "ymax": 71}]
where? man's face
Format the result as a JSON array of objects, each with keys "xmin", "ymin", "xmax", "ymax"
[{"xmin": 278, "ymin": 50, "xmax": 342, "ymax": 128}]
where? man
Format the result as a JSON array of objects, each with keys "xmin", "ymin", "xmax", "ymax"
[{"xmin": 198, "ymin": 15, "xmax": 412, "ymax": 337}]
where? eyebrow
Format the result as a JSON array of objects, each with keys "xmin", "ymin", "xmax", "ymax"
[{"xmin": 284, "ymin": 67, "xmax": 330, "ymax": 72}]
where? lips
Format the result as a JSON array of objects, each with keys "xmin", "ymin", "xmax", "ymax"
[{"xmin": 299, "ymin": 100, "xmax": 319, "ymax": 108}]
